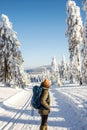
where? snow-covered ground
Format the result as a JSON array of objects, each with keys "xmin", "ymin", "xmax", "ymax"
[{"xmin": 0, "ymin": 84, "xmax": 87, "ymax": 130}]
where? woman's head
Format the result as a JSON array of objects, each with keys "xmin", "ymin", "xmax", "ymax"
[{"xmin": 41, "ymin": 79, "xmax": 50, "ymax": 88}]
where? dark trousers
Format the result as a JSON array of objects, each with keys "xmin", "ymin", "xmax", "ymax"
[{"xmin": 41, "ymin": 115, "xmax": 48, "ymax": 126}]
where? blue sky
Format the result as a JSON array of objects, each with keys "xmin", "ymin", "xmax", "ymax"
[{"xmin": 0, "ymin": 0, "xmax": 85, "ymax": 68}]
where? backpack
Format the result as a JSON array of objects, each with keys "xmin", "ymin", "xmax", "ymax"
[{"xmin": 31, "ymin": 85, "xmax": 43, "ymax": 109}]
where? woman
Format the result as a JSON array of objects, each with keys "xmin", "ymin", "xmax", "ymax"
[{"xmin": 38, "ymin": 79, "xmax": 51, "ymax": 130}]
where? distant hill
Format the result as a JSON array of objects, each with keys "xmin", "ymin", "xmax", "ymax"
[{"xmin": 25, "ymin": 65, "xmax": 52, "ymax": 73}]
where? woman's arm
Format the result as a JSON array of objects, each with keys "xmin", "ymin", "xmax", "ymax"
[{"xmin": 41, "ymin": 90, "xmax": 50, "ymax": 110}]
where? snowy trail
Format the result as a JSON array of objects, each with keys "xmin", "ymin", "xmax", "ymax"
[
  {"xmin": 16, "ymin": 86, "xmax": 84, "ymax": 130},
  {"xmin": 48, "ymin": 87, "xmax": 83, "ymax": 130},
  {"xmin": 0, "ymin": 89, "xmax": 32, "ymax": 130},
  {"xmin": 0, "ymin": 86, "xmax": 85, "ymax": 130},
  {"xmin": 0, "ymin": 87, "xmax": 22, "ymax": 103}
]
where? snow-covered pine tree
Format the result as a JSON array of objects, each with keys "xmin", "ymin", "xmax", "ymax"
[
  {"xmin": 66, "ymin": 62, "xmax": 70, "ymax": 81},
  {"xmin": 81, "ymin": 0, "xmax": 87, "ymax": 84},
  {"xmin": 66, "ymin": 0, "xmax": 83, "ymax": 83},
  {"xmin": 43, "ymin": 68, "xmax": 51, "ymax": 80},
  {"xmin": 60, "ymin": 55, "xmax": 67, "ymax": 83},
  {"xmin": 51, "ymin": 56, "xmax": 61, "ymax": 86},
  {"xmin": 0, "ymin": 14, "xmax": 26, "ymax": 87}
]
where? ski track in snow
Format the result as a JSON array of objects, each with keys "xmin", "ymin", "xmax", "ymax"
[{"xmin": 0, "ymin": 85, "xmax": 87, "ymax": 130}]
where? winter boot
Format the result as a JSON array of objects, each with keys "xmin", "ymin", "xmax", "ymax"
[{"xmin": 40, "ymin": 125, "xmax": 47, "ymax": 130}]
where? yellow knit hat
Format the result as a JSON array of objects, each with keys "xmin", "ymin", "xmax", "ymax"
[{"xmin": 41, "ymin": 79, "xmax": 50, "ymax": 88}]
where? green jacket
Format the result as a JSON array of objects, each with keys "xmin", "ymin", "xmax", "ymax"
[{"xmin": 38, "ymin": 87, "xmax": 50, "ymax": 115}]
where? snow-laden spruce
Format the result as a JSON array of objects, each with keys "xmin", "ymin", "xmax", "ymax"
[
  {"xmin": 0, "ymin": 14, "xmax": 28, "ymax": 87},
  {"xmin": 81, "ymin": 0, "xmax": 87, "ymax": 84},
  {"xmin": 51, "ymin": 56, "xmax": 61, "ymax": 86},
  {"xmin": 66, "ymin": 0, "xmax": 83, "ymax": 83},
  {"xmin": 60, "ymin": 55, "xmax": 68, "ymax": 83}
]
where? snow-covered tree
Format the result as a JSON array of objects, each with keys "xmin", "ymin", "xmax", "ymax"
[
  {"xmin": 42, "ymin": 68, "xmax": 51, "ymax": 80},
  {"xmin": 51, "ymin": 56, "xmax": 61, "ymax": 85},
  {"xmin": 60, "ymin": 55, "xmax": 67, "ymax": 82},
  {"xmin": 81, "ymin": 0, "xmax": 87, "ymax": 84},
  {"xmin": 66, "ymin": 0, "xmax": 83, "ymax": 83},
  {"xmin": 66, "ymin": 62, "xmax": 70, "ymax": 81},
  {"xmin": 0, "ymin": 14, "xmax": 26, "ymax": 87},
  {"xmin": 51, "ymin": 56, "xmax": 58, "ymax": 72}
]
